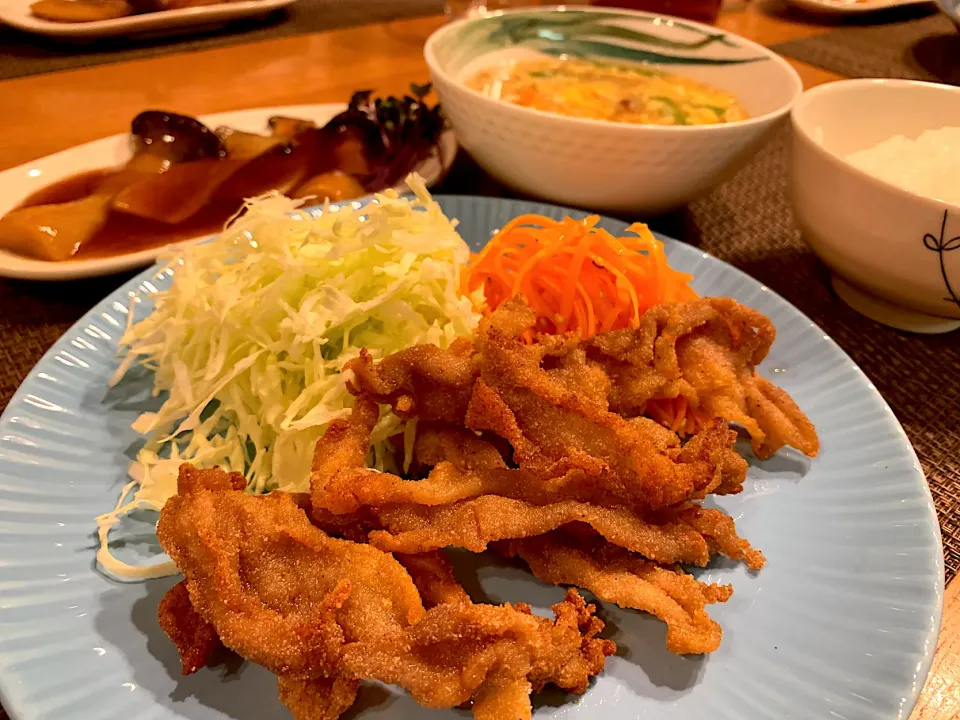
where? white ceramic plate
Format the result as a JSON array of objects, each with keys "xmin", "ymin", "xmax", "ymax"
[
  {"xmin": 0, "ymin": 103, "xmax": 456, "ymax": 281},
  {"xmin": 0, "ymin": 196, "xmax": 944, "ymax": 720},
  {"xmin": 0, "ymin": 0, "xmax": 294, "ymax": 38},
  {"xmin": 787, "ymin": 0, "xmax": 931, "ymax": 15}
]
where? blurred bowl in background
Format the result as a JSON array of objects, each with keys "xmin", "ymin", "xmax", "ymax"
[
  {"xmin": 934, "ymin": 0, "xmax": 960, "ymax": 30},
  {"xmin": 424, "ymin": 5, "xmax": 802, "ymax": 215},
  {"xmin": 790, "ymin": 78, "xmax": 960, "ymax": 334}
]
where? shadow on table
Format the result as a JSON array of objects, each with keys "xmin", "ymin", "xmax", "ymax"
[{"xmin": 909, "ymin": 32, "xmax": 960, "ymax": 84}]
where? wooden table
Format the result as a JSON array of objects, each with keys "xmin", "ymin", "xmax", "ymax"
[{"xmin": 0, "ymin": 3, "xmax": 956, "ymax": 719}]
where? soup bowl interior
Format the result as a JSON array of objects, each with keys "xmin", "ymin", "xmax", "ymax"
[{"xmin": 428, "ymin": 7, "xmax": 800, "ymax": 124}]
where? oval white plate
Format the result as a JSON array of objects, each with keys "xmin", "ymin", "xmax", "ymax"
[
  {"xmin": 0, "ymin": 196, "xmax": 944, "ymax": 720},
  {"xmin": 0, "ymin": 0, "xmax": 294, "ymax": 38},
  {"xmin": 0, "ymin": 103, "xmax": 456, "ymax": 281},
  {"xmin": 787, "ymin": 0, "xmax": 931, "ymax": 15}
]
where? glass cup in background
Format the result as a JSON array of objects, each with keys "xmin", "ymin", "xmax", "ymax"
[
  {"xmin": 444, "ymin": 0, "xmax": 545, "ymax": 19},
  {"xmin": 445, "ymin": 0, "xmax": 728, "ymax": 24},
  {"xmin": 589, "ymin": 0, "xmax": 723, "ymax": 23}
]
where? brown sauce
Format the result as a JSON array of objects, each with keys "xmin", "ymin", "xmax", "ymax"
[
  {"xmin": 19, "ymin": 169, "xmax": 116, "ymax": 207},
  {"xmin": 10, "ymin": 142, "xmax": 365, "ymax": 262},
  {"xmin": 16, "ymin": 168, "xmax": 254, "ymax": 261},
  {"xmin": 77, "ymin": 198, "xmax": 239, "ymax": 260}
]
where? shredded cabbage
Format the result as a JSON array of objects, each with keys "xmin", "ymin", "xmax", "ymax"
[{"xmin": 96, "ymin": 175, "xmax": 480, "ymax": 580}]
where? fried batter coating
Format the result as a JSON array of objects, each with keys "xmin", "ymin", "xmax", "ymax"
[
  {"xmin": 157, "ymin": 580, "xmax": 222, "ymax": 675},
  {"xmin": 277, "ymin": 675, "xmax": 360, "ymax": 720},
  {"xmin": 160, "ymin": 465, "xmax": 614, "ymax": 717},
  {"xmin": 395, "ymin": 551, "xmax": 471, "ymax": 608},
  {"xmin": 343, "ymin": 300, "xmax": 754, "ymax": 509},
  {"xmin": 498, "ymin": 531, "xmax": 733, "ymax": 655},
  {"xmin": 309, "ymin": 403, "xmax": 761, "ymax": 570},
  {"xmin": 367, "ymin": 496, "xmax": 715, "ymax": 566},
  {"xmin": 157, "ymin": 465, "xmax": 426, "ymax": 677},
  {"xmin": 337, "ymin": 588, "xmax": 613, "ymax": 713},
  {"xmin": 344, "ymin": 339, "xmax": 476, "ymax": 423},
  {"xmin": 466, "ymin": 310, "xmax": 732, "ymax": 508},
  {"xmin": 586, "ymin": 297, "xmax": 819, "ymax": 459},
  {"xmin": 316, "ymin": 399, "xmax": 736, "ymax": 521},
  {"xmin": 680, "ymin": 504, "xmax": 765, "ymax": 570},
  {"xmin": 346, "ymin": 297, "xmax": 817, "ymax": 462},
  {"xmin": 310, "ymin": 395, "xmax": 380, "ymax": 496}
]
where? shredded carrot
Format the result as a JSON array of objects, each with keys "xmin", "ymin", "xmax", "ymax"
[
  {"xmin": 461, "ymin": 214, "xmax": 698, "ymax": 338},
  {"xmin": 462, "ymin": 213, "xmax": 702, "ymax": 432},
  {"xmin": 645, "ymin": 396, "xmax": 714, "ymax": 437}
]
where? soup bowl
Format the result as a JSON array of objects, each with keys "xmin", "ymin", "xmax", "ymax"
[
  {"xmin": 424, "ymin": 5, "xmax": 802, "ymax": 214},
  {"xmin": 790, "ymin": 79, "xmax": 960, "ymax": 333}
]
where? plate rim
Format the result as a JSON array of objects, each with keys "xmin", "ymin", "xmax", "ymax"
[
  {"xmin": 0, "ymin": 0, "xmax": 295, "ymax": 38},
  {"xmin": 786, "ymin": 0, "xmax": 932, "ymax": 14},
  {"xmin": 0, "ymin": 194, "xmax": 946, "ymax": 720}
]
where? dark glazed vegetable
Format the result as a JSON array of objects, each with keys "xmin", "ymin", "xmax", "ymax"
[
  {"xmin": 323, "ymin": 83, "xmax": 445, "ymax": 191},
  {"xmin": 0, "ymin": 86, "xmax": 445, "ymax": 262},
  {"xmin": 131, "ymin": 111, "xmax": 226, "ymax": 166}
]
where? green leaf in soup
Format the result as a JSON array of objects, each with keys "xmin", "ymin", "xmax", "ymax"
[
  {"xmin": 649, "ymin": 96, "xmax": 689, "ymax": 125},
  {"xmin": 539, "ymin": 40, "xmax": 766, "ymax": 66}
]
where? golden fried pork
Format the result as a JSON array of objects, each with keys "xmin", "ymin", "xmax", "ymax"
[
  {"xmin": 157, "ymin": 580, "xmax": 222, "ymax": 675},
  {"xmin": 311, "ymin": 394, "xmax": 763, "ymax": 571},
  {"xmin": 277, "ymin": 676, "xmax": 360, "ymax": 720},
  {"xmin": 395, "ymin": 550, "xmax": 471, "ymax": 608},
  {"xmin": 365, "ymin": 496, "xmax": 763, "ymax": 568},
  {"xmin": 585, "ymin": 297, "xmax": 819, "ymax": 459},
  {"xmin": 496, "ymin": 530, "xmax": 733, "ymax": 655},
  {"xmin": 316, "ymin": 420, "xmax": 737, "ymax": 515},
  {"xmin": 346, "ymin": 296, "xmax": 818, "ymax": 462},
  {"xmin": 158, "ymin": 464, "xmax": 614, "ymax": 719},
  {"xmin": 342, "ymin": 315, "xmax": 744, "ymax": 511}
]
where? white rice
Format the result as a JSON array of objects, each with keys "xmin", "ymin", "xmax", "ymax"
[{"xmin": 845, "ymin": 127, "xmax": 960, "ymax": 205}]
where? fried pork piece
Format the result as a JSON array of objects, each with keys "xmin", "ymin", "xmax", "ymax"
[
  {"xmin": 348, "ymin": 296, "xmax": 816, "ymax": 463},
  {"xmin": 344, "ymin": 338, "xmax": 476, "ymax": 423},
  {"xmin": 465, "ymin": 300, "xmax": 750, "ymax": 503},
  {"xmin": 310, "ymin": 395, "xmax": 380, "ymax": 492},
  {"xmin": 586, "ymin": 297, "xmax": 819, "ymax": 459},
  {"xmin": 395, "ymin": 550, "xmax": 471, "ymax": 608},
  {"xmin": 157, "ymin": 580, "xmax": 223, "ymax": 675},
  {"xmin": 367, "ymin": 495, "xmax": 764, "ymax": 568},
  {"xmin": 160, "ymin": 464, "xmax": 614, "ymax": 719},
  {"xmin": 346, "ymin": 300, "xmax": 745, "ymax": 509},
  {"xmin": 157, "ymin": 465, "xmax": 426, "ymax": 677},
  {"xmin": 309, "ymin": 397, "xmax": 762, "ymax": 570},
  {"xmin": 337, "ymin": 588, "xmax": 613, "ymax": 717},
  {"xmin": 320, "ymin": 421, "xmax": 738, "ymax": 515},
  {"xmin": 277, "ymin": 675, "xmax": 361, "ymax": 720},
  {"xmin": 497, "ymin": 530, "xmax": 733, "ymax": 655},
  {"xmin": 319, "ymin": 398, "xmax": 735, "ymax": 522}
]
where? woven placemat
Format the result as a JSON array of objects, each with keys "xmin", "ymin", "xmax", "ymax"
[
  {"xmin": 772, "ymin": 11, "xmax": 960, "ymax": 83},
  {"xmin": 0, "ymin": 0, "xmax": 443, "ymax": 81},
  {"xmin": 1, "ymin": 127, "xmax": 957, "ymax": 582}
]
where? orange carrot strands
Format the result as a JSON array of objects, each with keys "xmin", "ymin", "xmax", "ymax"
[{"xmin": 462, "ymin": 213, "xmax": 698, "ymax": 340}]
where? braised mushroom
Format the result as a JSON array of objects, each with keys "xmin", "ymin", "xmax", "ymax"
[{"xmin": 130, "ymin": 110, "xmax": 225, "ymax": 168}]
